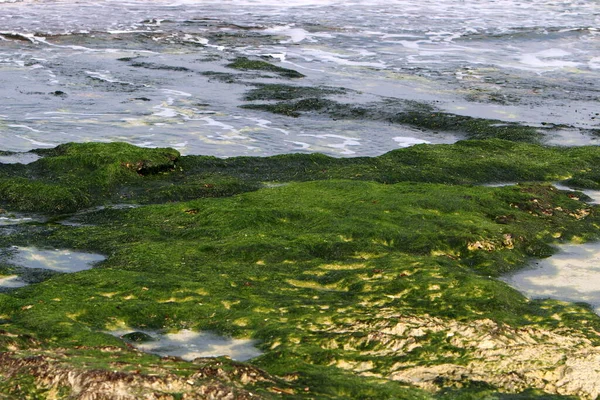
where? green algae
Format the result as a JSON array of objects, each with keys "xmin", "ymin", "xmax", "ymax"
[
  {"xmin": 244, "ymin": 83, "xmax": 346, "ymax": 101},
  {"xmin": 3, "ymin": 139, "xmax": 600, "ymax": 215},
  {"xmin": 226, "ymin": 57, "xmax": 305, "ymax": 78},
  {"xmin": 1, "ymin": 142, "xmax": 600, "ymax": 398},
  {"xmin": 242, "ymin": 98, "xmax": 541, "ymax": 142}
]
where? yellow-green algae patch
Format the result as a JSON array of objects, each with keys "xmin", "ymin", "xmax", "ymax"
[{"xmin": 0, "ymin": 141, "xmax": 600, "ymax": 398}]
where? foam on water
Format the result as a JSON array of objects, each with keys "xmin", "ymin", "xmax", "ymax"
[
  {"xmin": 552, "ymin": 183, "xmax": 600, "ymax": 204},
  {"xmin": 0, "ymin": 210, "xmax": 45, "ymax": 225},
  {"xmin": 0, "ymin": 0, "xmax": 598, "ymax": 156},
  {"xmin": 0, "ymin": 216, "xmax": 32, "ymax": 226}
]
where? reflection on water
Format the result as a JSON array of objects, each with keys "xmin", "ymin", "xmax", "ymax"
[
  {"xmin": 113, "ymin": 329, "xmax": 262, "ymax": 361},
  {"xmin": 0, "ymin": 275, "xmax": 27, "ymax": 289},
  {"xmin": 0, "ymin": 152, "xmax": 39, "ymax": 164},
  {"xmin": 502, "ymin": 242, "xmax": 600, "ymax": 314},
  {"xmin": 553, "ymin": 183, "xmax": 600, "ymax": 205},
  {"xmin": 3, "ymin": 246, "xmax": 105, "ymax": 273}
]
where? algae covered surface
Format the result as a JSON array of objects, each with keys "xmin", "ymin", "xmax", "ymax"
[{"xmin": 1, "ymin": 140, "xmax": 600, "ymax": 398}]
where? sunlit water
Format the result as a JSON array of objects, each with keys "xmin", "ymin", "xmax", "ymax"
[
  {"xmin": 0, "ymin": 0, "xmax": 598, "ymax": 156},
  {"xmin": 4, "ymin": 246, "xmax": 106, "ymax": 272},
  {"xmin": 502, "ymin": 242, "xmax": 600, "ymax": 315},
  {"xmin": 483, "ymin": 183, "xmax": 600, "ymax": 313},
  {"xmin": 0, "ymin": 246, "xmax": 105, "ymax": 288},
  {"xmin": 112, "ymin": 329, "xmax": 262, "ymax": 361}
]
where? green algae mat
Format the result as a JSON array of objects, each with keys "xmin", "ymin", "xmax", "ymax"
[{"xmin": 1, "ymin": 140, "xmax": 600, "ymax": 399}]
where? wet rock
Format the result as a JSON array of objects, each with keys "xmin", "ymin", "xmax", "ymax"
[
  {"xmin": 121, "ymin": 331, "xmax": 155, "ymax": 343},
  {"xmin": 226, "ymin": 57, "xmax": 305, "ymax": 78}
]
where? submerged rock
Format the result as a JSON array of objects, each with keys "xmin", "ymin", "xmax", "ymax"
[{"xmin": 121, "ymin": 331, "xmax": 155, "ymax": 343}]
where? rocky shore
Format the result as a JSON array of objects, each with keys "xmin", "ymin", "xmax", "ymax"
[{"xmin": 1, "ymin": 137, "xmax": 600, "ymax": 399}]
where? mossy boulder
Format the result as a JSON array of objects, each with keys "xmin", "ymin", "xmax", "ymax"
[{"xmin": 1, "ymin": 141, "xmax": 600, "ymax": 398}]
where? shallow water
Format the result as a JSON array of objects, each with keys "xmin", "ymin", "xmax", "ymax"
[
  {"xmin": 552, "ymin": 183, "xmax": 600, "ymax": 204},
  {"xmin": 0, "ymin": 152, "xmax": 39, "ymax": 164},
  {"xmin": 0, "ymin": 210, "xmax": 45, "ymax": 226},
  {"xmin": 502, "ymin": 242, "xmax": 600, "ymax": 315},
  {"xmin": 2, "ymin": 246, "xmax": 105, "ymax": 272},
  {"xmin": 112, "ymin": 329, "xmax": 262, "ymax": 361},
  {"xmin": 0, "ymin": 215, "xmax": 33, "ymax": 226},
  {"xmin": 0, "ymin": 0, "xmax": 598, "ymax": 157},
  {"xmin": 482, "ymin": 182, "xmax": 600, "ymax": 205},
  {"xmin": 0, "ymin": 275, "xmax": 27, "ymax": 289}
]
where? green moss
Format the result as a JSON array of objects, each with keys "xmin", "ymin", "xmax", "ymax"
[
  {"xmin": 226, "ymin": 57, "xmax": 305, "ymax": 78},
  {"xmin": 1, "ymin": 141, "xmax": 600, "ymax": 398},
  {"xmin": 129, "ymin": 62, "xmax": 192, "ymax": 72},
  {"xmin": 0, "ymin": 373, "xmax": 61, "ymax": 399},
  {"xmin": 3, "ymin": 139, "xmax": 600, "ymax": 215},
  {"xmin": 0, "ymin": 178, "xmax": 90, "ymax": 213}
]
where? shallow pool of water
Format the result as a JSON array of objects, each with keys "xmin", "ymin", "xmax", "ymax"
[
  {"xmin": 502, "ymin": 242, "xmax": 600, "ymax": 315},
  {"xmin": 0, "ymin": 275, "xmax": 27, "ymax": 289},
  {"xmin": 2, "ymin": 246, "xmax": 106, "ymax": 273},
  {"xmin": 0, "ymin": 152, "xmax": 40, "ymax": 164},
  {"xmin": 553, "ymin": 183, "xmax": 600, "ymax": 205},
  {"xmin": 113, "ymin": 329, "xmax": 262, "ymax": 361}
]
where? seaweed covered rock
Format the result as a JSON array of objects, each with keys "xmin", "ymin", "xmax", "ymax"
[
  {"xmin": 1, "ymin": 141, "xmax": 600, "ymax": 398},
  {"xmin": 0, "ymin": 143, "xmax": 179, "ymax": 213},
  {"xmin": 226, "ymin": 57, "xmax": 305, "ymax": 78},
  {"xmin": 121, "ymin": 331, "xmax": 155, "ymax": 343}
]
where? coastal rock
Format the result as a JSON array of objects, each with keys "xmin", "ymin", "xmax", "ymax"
[
  {"xmin": 0, "ymin": 351, "xmax": 275, "ymax": 399},
  {"xmin": 327, "ymin": 312, "xmax": 600, "ymax": 398}
]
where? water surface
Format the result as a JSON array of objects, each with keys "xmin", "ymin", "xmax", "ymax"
[
  {"xmin": 113, "ymin": 329, "xmax": 262, "ymax": 361},
  {"xmin": 502, "ymin": 242, "xmax": 600, "ymax": 315},
  {"xmin": 0, "ymin": 0, "xmax": 598, "ymax": 157},
  {"xmin": 2, "ymin": 246, "xmax": 105, "ymax": 272}
]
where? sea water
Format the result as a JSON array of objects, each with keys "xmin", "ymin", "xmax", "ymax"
[{"xmin": 0, "ymin": 0, "xmax": 598, "ymax": 156}]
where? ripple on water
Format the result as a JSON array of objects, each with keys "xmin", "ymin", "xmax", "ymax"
[
  {"xmin": 112, "ymin": 329, "xmax": 262, "ymax": 362},
  {"xmin": 502, "ymin": 242, "xmax": 600, "ymax": 315}
]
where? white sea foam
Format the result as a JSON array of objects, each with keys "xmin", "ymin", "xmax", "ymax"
[
  {"xmin": 552, "ymin": 183, "xmax": 600, "ymax": 204},
  {"xmin": 0, "ymin": 153, "xmax": 39, "ymax": 164}
]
